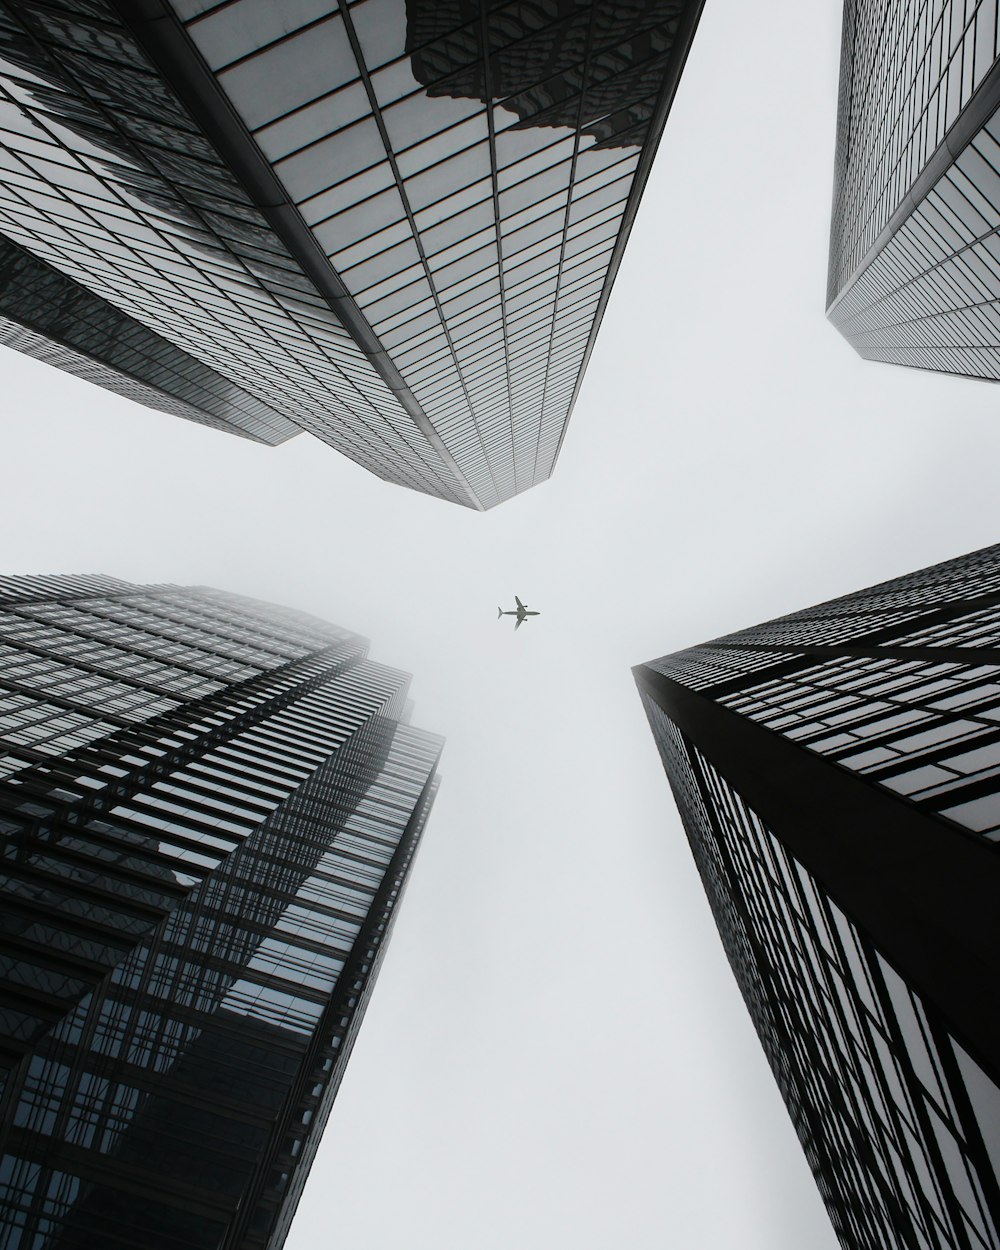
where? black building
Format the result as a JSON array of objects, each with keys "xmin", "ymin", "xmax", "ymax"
[
  {"xmin": 828, "ymin": 2, "xmax": 1000, "ymax": 382},
  {"xmin": 0, "ymin": 574, "xmax": 443, "ymax": 1249},
  {"xmin": 635, "ymin": 546, "xmax": 1000, "ymax": 1250},
  {"xmin": 0, "ymin": 0, "xmax": 705, "ymax": 508}
]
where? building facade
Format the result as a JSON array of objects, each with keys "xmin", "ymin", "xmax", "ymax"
[
  {"xmin": 0, "ymin": 0, "xmax": 705, "ymax": 508},
  {"xmin": 635, "ymin": 545, "xmax": 1000, "ymax": 1250},
  {"xmin": 827, "ymin": 2, "xmax": 1000, "ymax": 381},
  {"xmin": 0, "ymin": 574, "xmax": 442, "ymax": 1249}
]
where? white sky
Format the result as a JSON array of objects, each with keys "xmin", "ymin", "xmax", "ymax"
[{"xmin": 5, "ymin": 0, "xmax": 1000, "ymax": 1245}]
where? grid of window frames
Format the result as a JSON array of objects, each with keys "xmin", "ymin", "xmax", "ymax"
[
  {"xmin": 0, "ymin": 0, "xmax": 702, "ymax": 508},
  {"xmin": 173, "ymin": 0, "xmax": 700, "ymax": 504},
  {"xmin": 0, "ymin": 575, "xmax": 443, "ymax": 1250},
  {"xmin": 829, "ymin": 0, "xmax": 1000, "ymax": 301},
  {"xmin": 0, "ymin": 233, "xmax": 297, "ymax": 443},
  {"xmin": 830, "ymin": 99, "xmax": 1000, "ymax": 379},
  {"xmin": 0, "ymin": 1, "xmax": 472, "ymax": 504},
  {"xmin": 827, "ymin": 1, "xmax": 1000, "ymax": 380},
  {"xmin": 642, "ymin": 701, "xmax": 1000, "ymax": 1250},
  {"xmin": 656, "ymin": 544, "xmax": 1000, "ymax": 843}
]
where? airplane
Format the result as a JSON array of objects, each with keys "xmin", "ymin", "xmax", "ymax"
[{"xmin": 498, "ymin": 596, "xmax": 540, "ymax": 631}]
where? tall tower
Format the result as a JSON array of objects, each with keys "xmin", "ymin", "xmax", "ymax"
[
  {"xmin": 0, "ymin": 575, "xmax": 442, "ymax": 1250},
  {"xmin": 0, "ymin": 0, "xmax": 705, "ymax": 508},
  {"xmin": 635, "ymin": 546, "xmax": 1000, "ymax": 1250},
  {"xmin": 827, "ymin": 2, "xmax": 1000, "ymax": 382}
]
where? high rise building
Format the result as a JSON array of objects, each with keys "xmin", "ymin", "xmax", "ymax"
[
  {"xmin": 0, "ymin": 574, "xmax": 443, "ymax": 1249},
  {"xmin": 0, "ymin": 0, "xmax": 705, "ymax": 508},
  {"xmin": 827, "ymin": 3, "xmax": 1000, "ymax": 381},
  {"xmin": 634, "ymin": 545, "xmax": 1000, "ymax": 1250}
]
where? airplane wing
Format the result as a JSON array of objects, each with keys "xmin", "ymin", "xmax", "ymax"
[
  {"xmin": 514, "ymin": 615, "xmax": 523, "ymax": 631},
  {"xmin": 515, "ymin": 595, "xmax": 525, "ymax": 610}
]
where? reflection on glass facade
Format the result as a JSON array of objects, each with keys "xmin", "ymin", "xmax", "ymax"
[
  {"xmin": 635, "ymin": 544, "xmax": 1000, "ymax": 1250},
  {"xmin": 828, "ymin": 2, "xmax": 1000, "ymax": 380},
  {"xmin": 0, "ymin": 235, "xmax": 296, "ymax": 443},
  {"xmin": 0, "ymin": 0, "xmax": 704, "ymax": 508},
  {"xmin": 0, "ymin": 574, "xmax": 443, "ymax": 1249}
]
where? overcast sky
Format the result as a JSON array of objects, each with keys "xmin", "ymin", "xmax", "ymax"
[{"xmin": 7, "ymin": 0, "xmax": 1000, "ymax": 1246}]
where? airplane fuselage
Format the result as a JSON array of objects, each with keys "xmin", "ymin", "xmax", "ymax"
[{"xmin": 498, "ymin": 597, "xmax": 540, "ymax": 629}]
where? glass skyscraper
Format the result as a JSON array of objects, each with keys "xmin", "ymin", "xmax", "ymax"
[
  {"xmin": 0, "ymin": 0, "xmax": 705, "ymax": 508},
  {"xmin": 635, "ymin": 545, "xmax": 1000, "ymax": 1250},
  {"xmin": 828, "ymin": 2, "xmax": 1000, "ymax": 381},
  {"xmin": 0, "ymin": 574, "xmax": 442, "ymax": 1249}
]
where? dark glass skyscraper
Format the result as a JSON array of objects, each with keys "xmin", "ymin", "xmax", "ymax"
[
  {"xmin": 828, "ymin": 2, "xmax": 1000, "ymax": 381},
  {"xmin": 635, "ymin": 546, "xmax": 1000, "ymax": 1250},
  {"xmin": 0, "ymin": 574, "xmax": 442, "ymax": 1249},
  {"xmin": 0, "ymin": 0, "xmax": 705, "ymax": 508}
]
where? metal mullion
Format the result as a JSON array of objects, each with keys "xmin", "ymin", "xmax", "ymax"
[
  {"xmin": 928, "ymin": 1008, "xmax": 1000, "ymax": 1235},
  {"xmin": 635, "ymin": 663, "xmax": 1000, "ymax": 1087},
  {"xmin": 335, "ymin": 0, "xmax": 501, "ymax": 505},
  {"xmin": 0, "ymin": 678, "xmax": 136, "ymax": 730},
  {"xmin": 223, "ymin": 736, "xmax": 442, "ymax": 1249},
  {"xmin": 19, "ymin": 647, "xmax": 363, "ymax": 822},
  {"xmin": 867, "ymin": 950, "xmax": 986, "ymax": 1247},
  {"xmin": 106, "ymin": 0, "xmax": 481, "ymax": 507},
  {"xmin": 682, "ymin": 736, "xmax": 897, "ymax": 1243},
  {"xmin": 520, "ymin": 2, "xmax": 599, "ymax": 489}
]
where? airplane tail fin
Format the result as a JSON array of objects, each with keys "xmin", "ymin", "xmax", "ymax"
[{"xmin": 497, "ymin": 607, "xmax": 502, "ymax": 619}]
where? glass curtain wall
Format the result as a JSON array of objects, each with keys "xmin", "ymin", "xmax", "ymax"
[
  {"xmin": 0, "ymin": 575, "xmax": 443, "ymax": 1250},
  {"xmin": 635, "ymin": 543, "xmax": 1000, "ymax": 1250}
]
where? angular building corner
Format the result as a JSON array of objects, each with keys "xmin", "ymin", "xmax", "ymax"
[
  {"xmin": 634, "ymin": 545, "xmax": 1000, "ymax": 1250},
  {"xmin": 0, "ymin": 574, "xmax": 443, "ymax": 1249},
  {"xmin": 827, "ymin": 3, "xmax": 1000, "ymax": 382},
  {"xmin": 0, "ymin": 0, "xmax": 705, "ymax": 508}
]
